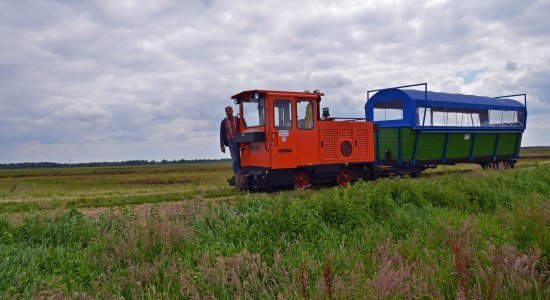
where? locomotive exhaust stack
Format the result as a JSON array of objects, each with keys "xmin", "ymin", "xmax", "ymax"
[{"xmin": 322, "ymin": 107, "xmax": 330, "ymax": 119}]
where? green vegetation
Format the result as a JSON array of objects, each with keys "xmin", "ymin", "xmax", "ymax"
[
  {"xmin": 0, "ymin": 163, "xmax": 236, "ymax": 214},
  {"xmin": 521, "ymin": 146, "xmax": 550, "ymax": 157},
  {"xmin": 0, "ymin": 160, "xmax": 549, "ymax": 298},
  {"xmin": 0, "ymin": 158, "xmax": 231, "ymax": 170}
]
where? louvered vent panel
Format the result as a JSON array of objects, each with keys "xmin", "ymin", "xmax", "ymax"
[
  {"xmin": 322, "ymin": 129, "xmax": 336, "ymax": 160},
  {"xmin": 339, "ymin": 128, "xmax": 353, "ymax": 139},
  {"xmin": 354, "ymin": 129, "xmax": 369, "ymax": 160}
]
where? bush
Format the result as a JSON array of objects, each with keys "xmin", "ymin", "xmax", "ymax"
[{"xmin": 14, "ymin": 209, "xmax": 96, "ymax": 247}]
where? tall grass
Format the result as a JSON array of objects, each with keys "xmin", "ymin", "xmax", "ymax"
[{"xmin": 0, "ymin": 166, "xmax": 548, "ymax": 298}]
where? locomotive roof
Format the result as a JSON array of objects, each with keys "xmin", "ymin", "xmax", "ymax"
[
  {"xmin": 367, "ymin": 88, "xmax": 525, "ymax": 111},
  {"xmin": 231, "ymin": 90, "xmax": 324, "ymax": 101}
]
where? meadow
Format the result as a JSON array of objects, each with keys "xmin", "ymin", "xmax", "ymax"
[{"xmin": 0, "ymin": 150, "xmax": 548, "ymax": 299}]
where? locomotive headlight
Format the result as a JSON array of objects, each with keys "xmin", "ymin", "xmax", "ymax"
[{"xmin": 255, "ymin": 92, "xmax": 259, "ymax": 100}]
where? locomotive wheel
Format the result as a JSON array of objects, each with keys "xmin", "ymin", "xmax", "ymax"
[
  {"xmin": 293, "ymin": 170, "xmax": 310, "ymax": 190},
  {"xmin": 336, "ymin": 170, "xmax": 351, "ymax": 187}
]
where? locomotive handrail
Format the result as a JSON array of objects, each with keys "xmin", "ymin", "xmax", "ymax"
[
  {"xmin": 494, "ymin": 93, "xmax": 527, "ymax": 110},
  {"xmin": 325, "ymin": 117, "xmax": 364, "ymax": 120}
]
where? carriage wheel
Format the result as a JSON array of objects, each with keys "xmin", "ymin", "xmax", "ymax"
[
  {"xmin": 336, "ymin": 170, "xmax": 351, "ymax": 187},
  {"xmin": 502, "ymin": 161, "xmax": 512, "ymax": 169},
  {"xmin": 410, "ymin": 171, "xmax": 421, "ymax": 178},
  {"xmin": 293, "ymin": 170, "xmax": 310, "ymax": 190}
]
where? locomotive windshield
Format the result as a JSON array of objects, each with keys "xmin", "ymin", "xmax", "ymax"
[{"xmin": 242, "ymin": 94, "xmax": 265, "ymax": 128}]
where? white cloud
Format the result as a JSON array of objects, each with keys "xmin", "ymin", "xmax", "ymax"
[
  {"xmin": 0, "ymin": 0, "xmax": 549, "ymax": 162},
  {"xmin": 48, "ymin": 101, "xmax": 113, "ymax": 122},
  {"xmin": 523, "ymin": 113, "xmax": 550, "ymax": 147}
]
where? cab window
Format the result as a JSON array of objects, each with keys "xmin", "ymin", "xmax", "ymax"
[
  {"xmin": 274, "ymin": 100, "xmax": 292, "ymax": 129},
  {"xmin": 242, "ymin": 95, "xmax": 265, "ymax": 128},
  {"xmin": 297, "ymin": 100, "xmax": 314, "ymax": 129}
]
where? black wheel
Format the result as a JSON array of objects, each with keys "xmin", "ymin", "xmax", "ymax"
[
  {"xmin": 336, "ymin": 170, "xmax": 351, "ymax": 187},
  {"xmin": 410, "ymin": 171, "xmax": 421, "ymax": 178},
  {"xmin": 293, "ymin": 170, "xmax": 310, "ymax": 190}
]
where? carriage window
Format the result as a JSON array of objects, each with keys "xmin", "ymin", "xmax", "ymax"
[
  {"xmin": 489, "ymin": 110, "xmax": 519, "ymax": 125},
  {"xmin": 297, "ymin": 100, "xmax": 314, "ymax": 129},
  {"xmin": 374, "ymin": 100, "xmax": 403, "ymax": 121},
  {"xmin": 432, "ymin": 110, "xmax": 446, "ymax": 126},
  {"xmin": 274, "ymin": 99, "xmax": 292, "ymax": 129},
  {"xmin": 487, "ymin": 110, "xmax": 523, "ymax": 127},
  {"xmin": 418, "ymin": 107, "xmax": 481, "ymax": 127},
  {"xmin": 416, "ymin": 107, "xmax": 432, "ymax": 126},
  {"xmin": 445, "ymin": 112, "xmax": 481, "ymax": 126},
  {"xmin": 489, "ymin": 110, "xmax": 503, "ymax": 125}
]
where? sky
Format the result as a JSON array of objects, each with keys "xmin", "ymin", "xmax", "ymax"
[{"xmin": 1, "ymin": 0, "xmax": 549, "ymax": 163}]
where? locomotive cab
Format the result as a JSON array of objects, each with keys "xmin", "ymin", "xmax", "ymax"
[{"xmin": 231, "ymin": 90, "xmax": 375, "ymax": 190}]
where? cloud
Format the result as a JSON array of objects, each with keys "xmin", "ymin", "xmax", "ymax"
[
  {"xmin": 0, "ymin": 0, "xmax": 549, "ymax": 162},
  {"xmin": 44, "ymin": 101, "xmax": 113, "ymax": 122},
  {"xmin": 505, "ymin": 61, "xmax": 518, "ymax": 71}
]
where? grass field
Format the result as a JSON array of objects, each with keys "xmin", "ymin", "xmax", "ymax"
[{"xmin": 0, "ymin": 150, "xmax": 549, "ymax": 298}]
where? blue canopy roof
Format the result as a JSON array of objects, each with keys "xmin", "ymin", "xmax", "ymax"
[
  {"xmin": 368, "ymin": 88, "xmax": 525, "ymax": 111},
  {"xmin": 364, "ymin": 88, "xmax": 527, "ymax": 130},
  {"xmin": 403, "ymin": 89, "xmax": 524, "ymax": 110}
]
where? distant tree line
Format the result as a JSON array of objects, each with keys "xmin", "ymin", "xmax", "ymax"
[{"xmin": 0, "ymin": 159, "xmax": 231, "ymax": 170}]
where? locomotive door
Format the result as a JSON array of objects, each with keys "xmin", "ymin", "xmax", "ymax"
[
  {"xmin": 270, "ymin": 98, "xmax": 298, "ymax": 169},
  {"xmin": 295, "ymin": 99, "xmax": 319, "ymax": 165}
]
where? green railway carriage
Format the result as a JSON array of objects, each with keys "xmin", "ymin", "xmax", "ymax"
[{"xmin": 365, "ymin": 84, "xmax": 527, "ymax": 174}]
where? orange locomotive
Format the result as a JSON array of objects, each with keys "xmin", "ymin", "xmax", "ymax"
[{"xmin": 231, "ymin": 90, "xmax": 374, "ymax": 190}]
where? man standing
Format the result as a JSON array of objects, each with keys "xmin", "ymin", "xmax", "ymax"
[{"xmin": 220, "ymin": 106, "xmax": 241, "ymax": 175}]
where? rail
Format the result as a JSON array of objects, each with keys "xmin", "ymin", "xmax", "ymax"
[
  {"xmin": 494, "ymin": 93, "xmax": 527, "ymax": 109},
  {"xmin": 323, "ymin": 117, "xmax": 364, "ymax": 121},
  {"xmin": 367, "ymin": 83, "xmax": 427, "ymax": 102}
]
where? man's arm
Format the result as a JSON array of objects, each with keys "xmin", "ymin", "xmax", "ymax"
[{"xmin": 220, "ymin": 120, "xmax": 226, "ymax": 152}]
